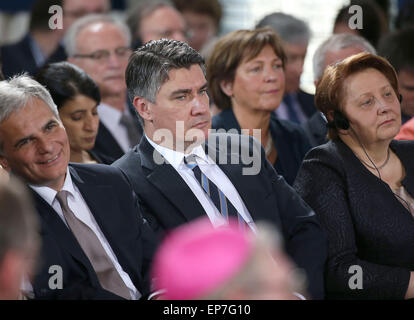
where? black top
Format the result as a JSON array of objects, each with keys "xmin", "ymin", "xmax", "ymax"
[
  {"xmin": 212, "ymin": 109, "xmax": 312, "ymax": 185},
  {"xmin": 294, "ymin": 139, "xmax": 414, "ymax": 299}
]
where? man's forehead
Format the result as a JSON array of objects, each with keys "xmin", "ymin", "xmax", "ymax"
[
  {"xmin": 160, "ymin": 65, "xmax": 206, "ymax": 90},
  {"xmin": 64, "ymin": 0, "xmax": 109, "ymax": 11},
  {"xmin": 78, "ymin": 22, "xmax": 125, "ymax": 41},
  {"xmin": 6, "ymin": 99, "xmax": 56, "ymax": 127}
]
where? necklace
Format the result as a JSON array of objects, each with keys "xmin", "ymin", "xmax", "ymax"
[
  {"xmin": 357, "ymin": 148, "xmax": 391, "ymax": 170},
  {"xmin": 265, "ymin": 133, "xmax": 273, "ymax": 156}
]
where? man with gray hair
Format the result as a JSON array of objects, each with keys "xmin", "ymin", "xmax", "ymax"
[
  {"xmin": 126, "ymin": 0, "xmax": 188, "ymax": 49},
  {"xmin": 0, "ymin": 178, "xmax": 40, "ymax": 299},
  {"xmin": 112, "ymin": 39, "xmax": 327, "ymax": 299},
  {"xmin": 65, "ymin": 14, "xmax": 141, "ymax": 161},
  {"xmin": 0, "ymin": 75, "xmax": 157, "ymax": 299},
  {"xmin": 303, "ymin": 33, "xmax": 376, "ymax": 146},
  {"xmin": 256, "ymin": 12, "xmax": 315, "ymax": 125}
]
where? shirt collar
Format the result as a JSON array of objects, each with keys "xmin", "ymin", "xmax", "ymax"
[
  {"xmin": 145, "ymin": 135, "xmax": 212, "ymax": 170},
  {"xmin": 30, "ymin": 167, "xmax": 76, "ymax": 205}
]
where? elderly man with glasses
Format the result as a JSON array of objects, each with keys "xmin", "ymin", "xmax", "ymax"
[{"xmin": 64, "ymin": 14, "xmax": 142, "ymax": 162}]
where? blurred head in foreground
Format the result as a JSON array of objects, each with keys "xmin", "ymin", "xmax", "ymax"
[
  {"xmin": 0, "ymin": 178, "xmax": 40, "ymax": 300},
  {"xmin": 151, "ymin": 217, "xmax": 305, "ymax": 300}
]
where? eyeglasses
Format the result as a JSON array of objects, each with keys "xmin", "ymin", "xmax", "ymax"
[
  {"xmin": 144, "ymin": 28, "xmax": 193, "ymax": 41},
  {"xmin": 72, "ymin": 47, "xmax": 131, "ymax": 62}
]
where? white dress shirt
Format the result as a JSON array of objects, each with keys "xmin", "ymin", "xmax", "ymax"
[
  {"xmin": 146, "ymin": 135, "xmax": 256, "ymax": 232},
  {"xmin": 30, "ymin": 168, "xmax": 140, "ymax": 300},
  {"xmin": 98, "ymin": 103, "xmax": 133, "ymax": 153}
]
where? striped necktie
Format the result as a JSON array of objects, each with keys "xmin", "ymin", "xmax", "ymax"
[{"xmin": 184, "ymin": 155, "xmax": 246, "ymax": 230}]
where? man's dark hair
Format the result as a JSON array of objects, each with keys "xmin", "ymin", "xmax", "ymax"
[
  {"xmin": 126, "ymin": 39, "xmax": 205, "ymax": 125},
  {"xmin": 334, "ymin": 0, "xmax": 388, "ymax": 48},
  {"xmin": 377, "ymin": 27, "xmax": 414, "ymax": 74},
  {"xmin": 29, "ymin": 0, "xmax": 63, "ymax": 31}
]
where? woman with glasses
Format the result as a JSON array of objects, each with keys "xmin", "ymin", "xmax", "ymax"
[{"xmin": 36, "ymin": 61, "xmax": 113, "ymax": 164}]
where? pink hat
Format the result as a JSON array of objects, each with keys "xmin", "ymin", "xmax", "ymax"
[{"xmin": 151, "ymin": 217, "xmax": 253, "ymax": 300}]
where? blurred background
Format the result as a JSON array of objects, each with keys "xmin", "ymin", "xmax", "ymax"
[{"xmin": 0, "ymin": 0, "xmax": 411, "ymax": 93}]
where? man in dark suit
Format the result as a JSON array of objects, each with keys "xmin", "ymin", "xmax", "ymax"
[
  {"xmin": 112, "ymin": 39, "xmax": 327, "ymax": 299},
  {"xmin": 0, "ymin": 75, "xmax": 156, "ymax": 299},
  {"xmin": 65, "ymin": 14, "xmax": 142, "ymax": 161}
]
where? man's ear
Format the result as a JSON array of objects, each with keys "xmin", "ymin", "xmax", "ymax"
[
  {"xmin": 219, "ymin": 80, "xmax": 234, "ymax": 98},
  {"xmin": 133, "ymin": 96, "xmax": 153, "ymax": 122},
  {"xmin": 0, "ymin": 155, "xmax": 10, "ymax": 172}
]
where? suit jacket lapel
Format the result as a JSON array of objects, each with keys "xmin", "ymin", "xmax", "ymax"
[
  {"xmin": 31, "ymin": 188, "xmax": 92, "ymax": 269},
  {"xmin": 139, "ymin": 138, "xmax": 206, "ymax": 222}
]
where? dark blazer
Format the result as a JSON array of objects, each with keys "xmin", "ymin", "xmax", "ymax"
[
  {"xmin": 92, "ymin": 121, "xmax": 126, "ymax": 162},
  {"xmin": 30, "ymin": 163, "xmax": 157, "ymax": 299},
  {"xmin": 296, "ymin": 90, "xmax": 317, "ymax": 119},
  {"xmin": 294, "ymin": 139, "xmax": 414, "ymax": 299},
  {"xmin": 1, "ymin": 34, "xmax": 66, "ymax": 78},
  {"xmin": 301, "ymin": 112, "xmax": 328, "ymax": 148},
  {"xmin": 212, "ymin": 109, "xmax": 312, "ymax": 185},
  {"xmin": 92, "ymin": 102, "xmax": 142, "ymax": 162},
  {"xmin": 112, "ymin": 133, "xmax": 327, "ymax": 299}
]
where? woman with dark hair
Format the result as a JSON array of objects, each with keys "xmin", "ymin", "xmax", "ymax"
[
  {"xmin": 294, "ymin": 52, "xmax": 414, "ymax": 299},
  {"xmin": 207, "ymin": 27, "xmax": 311, "ymax": 185},
  {"xmin": 36, "ymin": 61, "xmax": 113, "ymax": 164}
]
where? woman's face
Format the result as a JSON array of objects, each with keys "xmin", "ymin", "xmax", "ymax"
[
  {"xmin": 227, "ymin": 45, "xmax": 285, "ymax": 112},
  {"xmin": 59, "ymin": 94, "xmax": 99, "ymax": 152},
  {"xmin": 341, "ymin": 68, "xmax": 401, "ymax": 145}
]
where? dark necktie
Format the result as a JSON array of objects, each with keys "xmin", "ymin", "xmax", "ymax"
[
  {"xmin": 55, "ymin": 191, "xmax": 133, "ymax": 299},
  {"xmin": 284, "ymin": 94, "xmax": 300, "ymax": 124},
  {"xmin": 184, "ymin": 155, "xmax": 246, "ymax": 229},
  {"xmin": 120, "ymin": 113, "xmax": 141, "ymax": 148}
]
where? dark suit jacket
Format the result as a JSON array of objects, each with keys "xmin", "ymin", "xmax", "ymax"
[
  {"xmin": 296, "ymin": 90, "xmax": 317, "ymax": 119},
  {"xmin": 30, "ymin": 163, "xmax": 157, "ymax": 299},
  {"xmin": 301, "ymin": 112, "xmax": 328, "ymax": 148},
  {"xmin": 112, "ymin": 133, "xmax": 327, "ymax": 299},
  {"xmin": 92, "ymin": 121, "xmax": 125, "ymax": 162},
  {"xmin": 92, "ymin": 102, "xmax": 142, "ymax": 162},
  {"xmin": 294, "ymin": 139, "xmax": 414, "ymax": 299},
  {"xmin": 1, "ymin": 34, "xmax": 66, "ymax": 78},
  {"xmin": 212, "ymin": 109, "xmax": 312, "ymax": 185}
]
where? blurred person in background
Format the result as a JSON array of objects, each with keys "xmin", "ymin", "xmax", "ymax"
[
  {"xmin": 208, "ymin": 28, "xmax": 311, "ymax": 186},
  {"xmin": 172, "ymin": 0, "xmax": 222, "ymax": 57},
  {"xmin": 1, "ymin": 0, "xmax": 110, "ymax": 78},
  {"xmin": 333, "ymin": 0, "xmax": 388, "ymax": 48},
  {"xmin": 65, "ymin": 14, "xmax": 141, "ymax": 161},
  {"xmin": 256, "ymin": 12, "xmax": 315, "ymax": 125},
  {"xmin": 36, "ymin": 61, "xmax": 114, "ymax": 164},
  {"xmin": 378, "ymin": 27, "xmax": 414, "ymax": 126},
  {"xmin": 126, "ymin": 0, "xmax": 187, "ymax": 50},
  {"xmin": 0, "ymin": 178, "xmax": 40, "ymax": 300},
  {"xmin": 304, "ymin": 33, "xmax": 376, "ymax": 147},
  {"xmin": 152, "ymin": 217, "xmax": 306, "ymax": 300}
]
